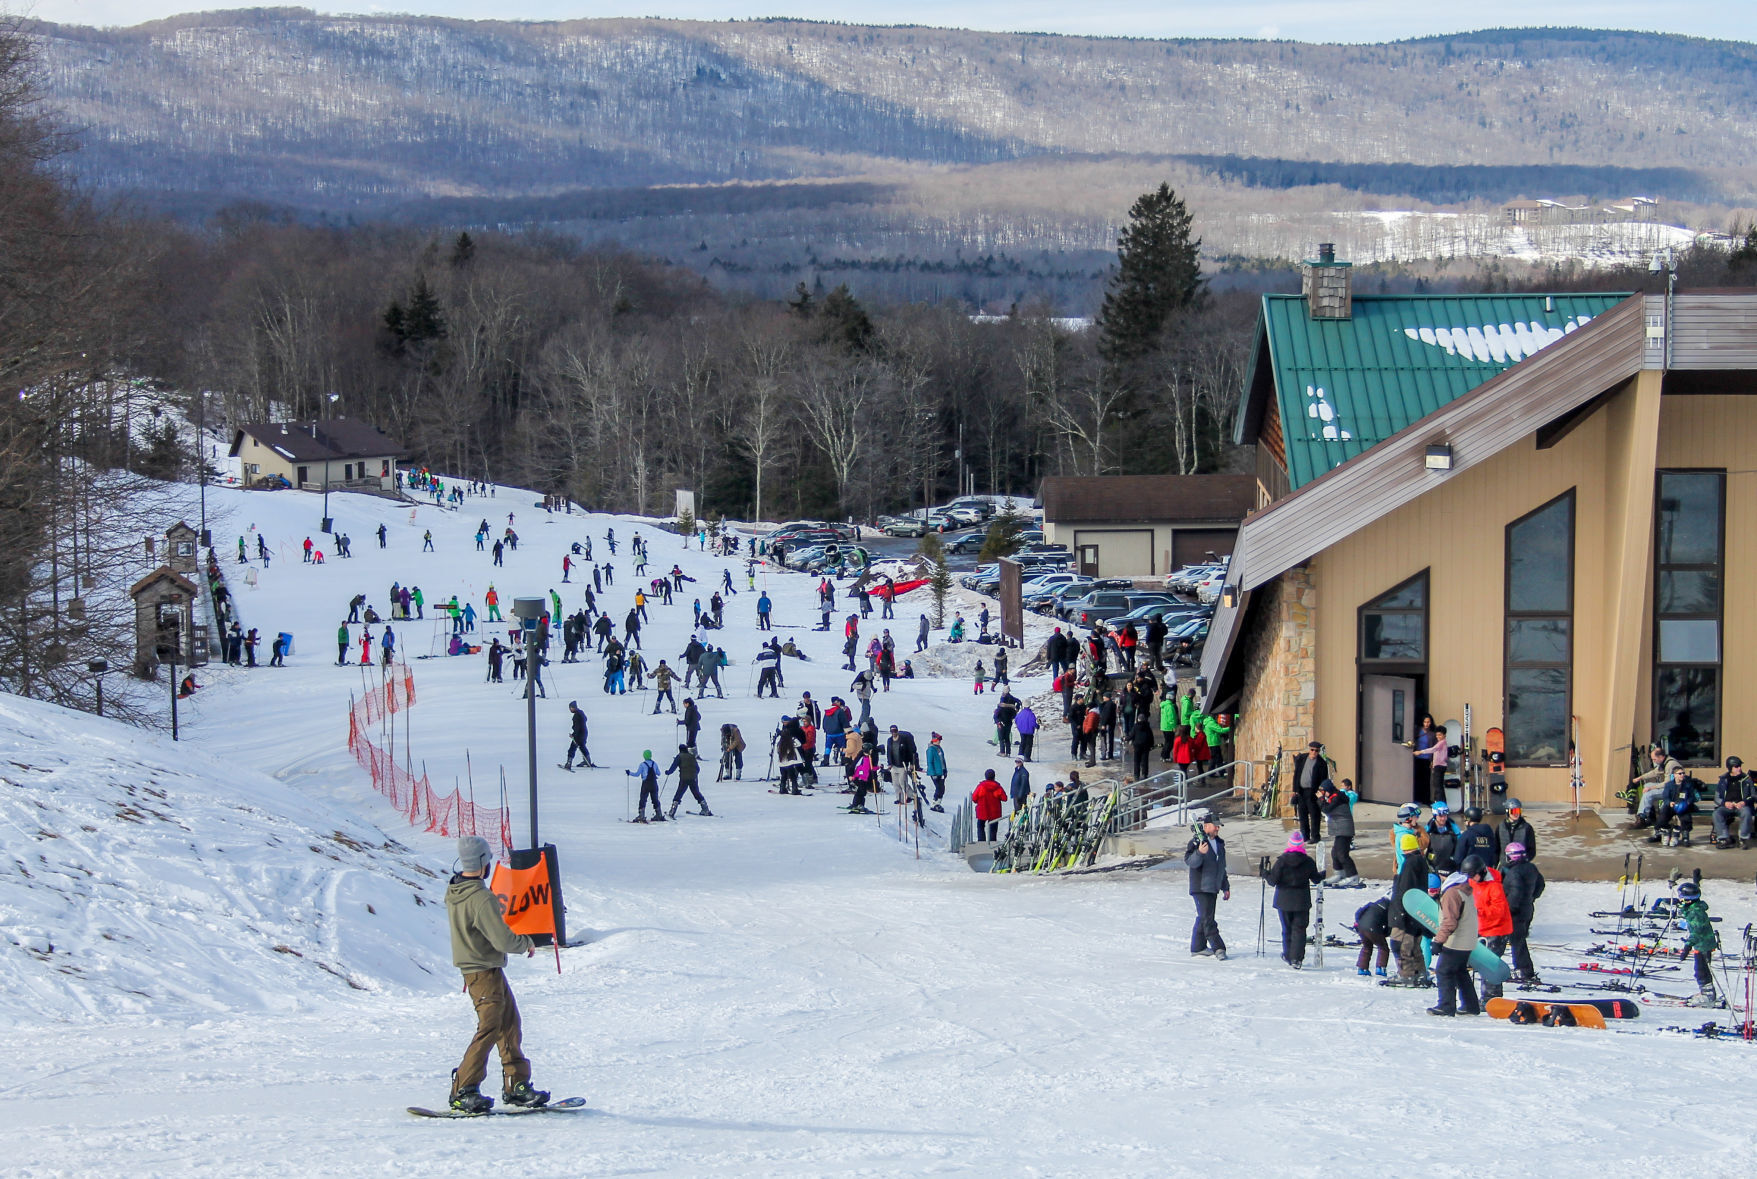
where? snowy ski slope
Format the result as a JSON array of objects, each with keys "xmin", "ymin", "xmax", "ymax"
[{"xmin": 0, "ymin": 476, "xmax": 1752, "ymax": 1175}]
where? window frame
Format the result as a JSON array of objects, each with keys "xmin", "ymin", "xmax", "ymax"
[
  {"xmin": 1502, "ymin": 489, "xmax": 1575, "ymax": 767},
  {"xmin": 1358, "ymin": 569, "xmax": 1429, "ymax": 670},
  {"xmin": 1652, "ymin": 469, "xmax": 1725, "ymax": 765}
]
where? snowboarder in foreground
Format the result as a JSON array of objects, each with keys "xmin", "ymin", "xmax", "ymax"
[{"xmin": 445, "ymin": 835, "xmax": 549, "ymax": 1113}]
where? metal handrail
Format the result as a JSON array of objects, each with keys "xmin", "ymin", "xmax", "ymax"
[{"xmin": 1119, "ymin": 759, "xmax": 1255, "ymax": 830}]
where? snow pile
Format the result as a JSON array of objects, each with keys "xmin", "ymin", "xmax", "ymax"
[{"xmin": 0, "ymin": 691, "xmax": 449, "ymax": 1024}]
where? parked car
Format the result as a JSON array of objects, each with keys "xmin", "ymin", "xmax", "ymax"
[
  {"xmin": 1163, "ymin": 616, "xmax": 1212, "ymax": 666},
  {"xmin": 1166, "ymin": 561, "xmax": 1228, "ymax": 594},
  {"xmin": 945, "ymin": 530, "xmax": 987, "ymax": 554},
  {"xmin": 879, "ymin": 516, "xmax": 927, "ymax": 538},
  {"xmin": 946, "ymin": 496, "xmax": 998, "ymax": 521},
  {"xmin": 943, "ymin": 506, "xmax": 985, "ymax": 527},
  {"xmin": 1113, "ymin": 601, "xmax": 1207, "ymax": 627},
  {"xmin": 1065, "ymin": 590, "xmax": 1152, "ymax": 628},
  {"xmin": 1025, "ymin": 577, "xmax": 1101, "ymax": 611},
  {"xmin": 1016, "ymin": 529, "xmax": 1046, "ymax": 545}
]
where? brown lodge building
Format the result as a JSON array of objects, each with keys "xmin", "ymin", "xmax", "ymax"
[{"xmin": 1203, "ymin": 262, "xmax": 1756, "ymax": 809}]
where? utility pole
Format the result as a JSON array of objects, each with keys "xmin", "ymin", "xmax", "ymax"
[{"xmin": 513, "ymin": 597, "xmax": 547, "ymax": 848}]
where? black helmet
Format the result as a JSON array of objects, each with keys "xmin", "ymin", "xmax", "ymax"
[
  {"xmin": 1460, "ymin": 854, "xmax": 1487, "ymax": 878},
  {"xmin": 1729, "ymin": 756, "xmax": 1744, "ymax": 770},
  {"xmin": 1678, "ymin": 881, "xmax": 1702, "ymax": 900},
  {"xmin": 1464, "ymin": 806, "xmax": 1484, "ymax": 823}
]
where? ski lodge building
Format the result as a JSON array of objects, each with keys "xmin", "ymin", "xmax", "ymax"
[
  {"xmin": 1038, "ymin": 474, "xmax": 1254, "ymax": 577},
  {"xmin": 230, "ymin": 419, "xmax": 403, "ymax": 493},
  {"xmin": 1202, "ymin": 254, "xmax": 1757, "ymax": 809}
]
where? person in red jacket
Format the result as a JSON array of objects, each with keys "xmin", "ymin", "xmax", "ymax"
[
  {"xmin": 972, "ymin": 770, "xmax": 1007, "ymax": 842},
  {"xmin": 1465, "ymin": 853, "xmax": 1514, "ymax": 999}
]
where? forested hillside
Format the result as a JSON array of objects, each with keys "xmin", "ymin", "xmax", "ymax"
[{"xmin": 26, "ymin": 13, "xmax": 1757, "ymax": 307}]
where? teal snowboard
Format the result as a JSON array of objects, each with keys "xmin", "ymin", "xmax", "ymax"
[{"xmin": 1399, "ymin": 888, "xmax": 1514, "ymax": 985}]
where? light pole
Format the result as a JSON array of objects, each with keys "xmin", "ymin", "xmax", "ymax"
[
  {"xmin": 322, "ymin": 392, "xmax": 339, "ymax": 533},
  {"xmin": 512, "ymin": 596, "xmax": 546, "ymax": 849},
  {"xmin": 197, "ymin": 391, "xmax": 211, "ymax": 548},
  {"xmin": 88, "ymin": 658, "xmax": 108, "ymax": 718}
]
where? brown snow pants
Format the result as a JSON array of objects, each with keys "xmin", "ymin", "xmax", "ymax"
[{"xmin": 452, "ymin": 968, "xmax": 530, "ymax": 1096}]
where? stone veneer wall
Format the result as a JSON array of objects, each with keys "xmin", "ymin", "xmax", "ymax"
[{"xmin": 1230, "ymin": 564, "xmax": 1317, "ymax": 813}]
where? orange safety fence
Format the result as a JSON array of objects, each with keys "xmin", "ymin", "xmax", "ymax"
[{"xmin": 347, "ymin": 666, "xmax": 512, "ymax": 857}]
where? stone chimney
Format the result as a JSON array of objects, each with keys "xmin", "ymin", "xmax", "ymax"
[{"xmin": 1302, "ymin": 243, "xmax": 1353, "ymax": 320}]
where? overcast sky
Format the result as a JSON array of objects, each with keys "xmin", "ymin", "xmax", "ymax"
[{"xmin": 18, "ymin": 2, "xmax": 1757, "ymax": 42}]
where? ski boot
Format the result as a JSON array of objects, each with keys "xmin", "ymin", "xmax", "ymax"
[
  {"xmin": 450, "ymin": 1086, "xmax": 494, "ymax": 1114},
  {"xmin": 503, "ymin": 1080, "xmax": 550, "ymax": 1108},
  {"xmin": 1374, "ymin": 966, "xmax": 1388, "ymax": 977},
  {"xmin": 652, "ymin": 812, "xmax": 667, "ymax": 822},
  {"xmin": 1686, "ymin": 988, "xmax": 1722, "ymax": 1008},
  {"xmin": 931, "ymin": 804, "xmax": 945, "ymax": 813},
  {"xmin": 698, "ymin": 805, "xmax": 713, "ymax": 817},
  {"xmin": 1357, "ymin": 968, "xmax": 1371, "ymax": 977},
  {"xmin": 632, "ymin": 815, "xmax": 649, "ymax": 824},
  {"xmin": 668, "ymin": 803, "xmax": 679, "ymax": 820}
]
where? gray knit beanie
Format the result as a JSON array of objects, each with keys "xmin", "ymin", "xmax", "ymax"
[{"xmin": 457, "ymin": 835, "xmax": 493, "ymax": 874}]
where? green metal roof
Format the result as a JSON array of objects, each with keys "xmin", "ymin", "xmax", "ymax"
[{"xmin": 1257, "ymin": 292, "xmax": 1632, "ymax": 489}]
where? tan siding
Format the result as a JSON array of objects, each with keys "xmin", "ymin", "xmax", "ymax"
[
  {"xmin": 1307, "ymin": 390, "xmax": 1632, "ymax": 807},
  {"xmin": 1652, "ymin": 395, "xmax": 1757, "ymax": 766}
]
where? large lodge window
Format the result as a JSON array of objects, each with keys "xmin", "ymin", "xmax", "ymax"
[
  {"xmin": 1360, "ymin": 572, "xmax": 1426, "ymax": 664},
  {"xmin": 1654, "ymin": 471, "xmax": 1724, "ymax": 764},
  {"xmin": 1504, "ymin": 491, "xmax": 1574, "ymax": 765}
]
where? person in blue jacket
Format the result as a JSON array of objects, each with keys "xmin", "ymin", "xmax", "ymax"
[{"xmin": 1008, "ymin": 757, "xmax": 1031, "ymax": 816}]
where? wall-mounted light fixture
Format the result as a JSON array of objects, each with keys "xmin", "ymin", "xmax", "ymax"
[
  {"xmin": 1220, "ymin": 585, "xmax": 1238, "ymax": 609},
  {"xmin": 1424, "ymin": 444, "xmax": 1453, "ymax": 471}
]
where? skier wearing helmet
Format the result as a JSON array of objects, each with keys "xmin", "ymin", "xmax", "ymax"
[
  {"xmin": 1499, "ymin": 842, "xmax": 1546, "ymax": 984},
  {"xmin": 1497, "ymin": 799, "xmax": 1537, "ymax": 866}
]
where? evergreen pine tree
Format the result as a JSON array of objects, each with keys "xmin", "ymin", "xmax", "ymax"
[
  {"xmin": 1096, "ymin": 183, "xmax": 1204, "ymax": 364},
  {"xmin": 818, "ymin": 284, "xmax": 874, "ymax": 354},
  {"xmin": 918, "ymin": 531, "xmax": 951, "ymax": 628},
  {"xmin": 978, "ymin": 498, "xmax": 1027, "ymax": 562},
  {"xmin": 402, "ymin": 273, "xmax": 447, "ymax": 343},
  {"xmin": 451, "ymin": 231, "xmax": 476, "ymax": 267}
]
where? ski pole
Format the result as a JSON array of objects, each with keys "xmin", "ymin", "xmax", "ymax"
[{"xmin": 1257, "ymin": 855, "xmax": 1270, "ymax": 958}]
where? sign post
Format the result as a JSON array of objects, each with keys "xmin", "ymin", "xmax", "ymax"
[{"xmin": 998, "ymin": 558, "xmax": 1024, "ymax": 650}]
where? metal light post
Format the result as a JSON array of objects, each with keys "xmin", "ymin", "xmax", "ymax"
[
  {"xmin": 321, "ymin": 392, "xmax": 340, "ymax": 533},
  {"xmin": 512, "ymin": 596, "xmax": 546, "ymax": 849},
  {"xmin": 197, "ymin": 391, "xmax": 211, "ymax": 548},
  {"xmin": 166, "ymin": 650, "xmax": 179, "ymax": 741},
  {"xmin": 88, "ymin": 658, "xmax": 108, "ymax": 718}
]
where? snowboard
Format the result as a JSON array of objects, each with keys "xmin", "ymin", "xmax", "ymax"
[
  {"xmin": 1397, "ymin": 888, "xmax": 1513, "ymax": 985},
  {"xmin": 1484, "ymin": 999, "xmax": 1609, "ymax": 1029},
  {"xmin": 408, "ymin": 1096, "xmax": 588, "ymax": 1119},
  {"xmin": 1487, "ymin": 996, "xmax": 1640, "ymax": 1021}
]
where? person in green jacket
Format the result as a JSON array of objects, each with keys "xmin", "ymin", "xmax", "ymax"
[
  {"xmin": 1679, "ymin": 880, "xmax": 1722, "ymax": 1007},
  {"xmin": 445, "ymin": 835, "xmax": 549, "ymax": 1113},
  {"xmin": 336, "ymin": 623, "xmax": 349, "ymax": 666},
  {"xmin": 1159, "ymin": 694, "xmax": 1180, "ymax": 762},
  {"xmin": 410, "ymin": 585, "xmax": 424, "ymax": 619},
  {"xmin": 1178, "ymin": 686, "xmax": 1201, "ymax": 730}
]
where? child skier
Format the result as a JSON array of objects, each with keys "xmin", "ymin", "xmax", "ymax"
[{"xmin": 1680, "ymin": 880, "xmax": 1722, "ymax": 1007}]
